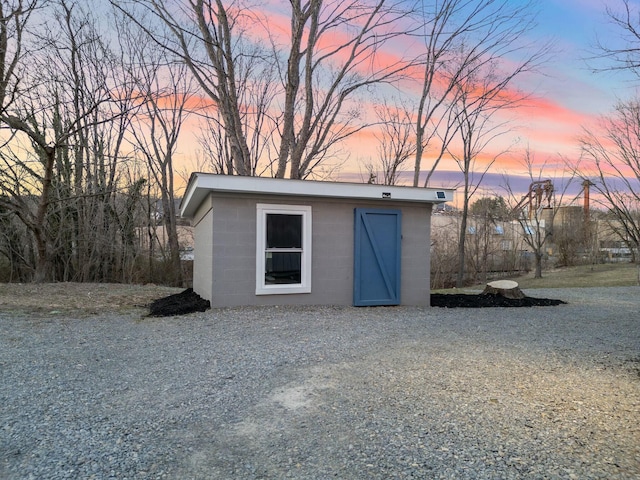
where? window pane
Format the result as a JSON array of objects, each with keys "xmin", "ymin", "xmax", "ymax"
[
  {"xmin": 266, "ymin": 214, "xmax": 302, "ymax": 248},
  {"xmin": 265, "ymin": 252, "xmax": 302, "ymax": 284}
]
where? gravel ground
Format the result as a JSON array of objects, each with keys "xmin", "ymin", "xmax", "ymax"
[{"xmin": 1, "ymin": 287, "xmax": 639, "ymax": 479}]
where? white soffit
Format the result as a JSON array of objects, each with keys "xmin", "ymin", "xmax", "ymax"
[{"xmin": 180, "ymin": 173, "xmax": 455, "ymax": 218}]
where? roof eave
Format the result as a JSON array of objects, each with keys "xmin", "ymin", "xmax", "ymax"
[{"xmin": 180, "ymin": 173, "xmax": 455, "ymax": 219}]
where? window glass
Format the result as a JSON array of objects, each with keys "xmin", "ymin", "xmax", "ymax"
[
  {"xmin": 266, "ymin": 214, "xmax": 302, "ymax": 248},
  {"xmin": 265, "ymin": 252, "xmax": 302, "ymax": 284}
]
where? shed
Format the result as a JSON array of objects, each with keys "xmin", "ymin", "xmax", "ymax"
[{"xmin": 180, "ymin": 173, "xmax": 454, "ymax": 307}]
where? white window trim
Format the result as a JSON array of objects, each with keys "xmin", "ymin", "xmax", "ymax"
[{"xmin": 256, "ymin": 204, "xmax": 312, "ymax": 295}]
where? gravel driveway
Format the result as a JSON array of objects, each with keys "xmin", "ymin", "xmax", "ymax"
[{"xmin": 1, "ymin": 287, "xmax": 639, "ymax": 479}]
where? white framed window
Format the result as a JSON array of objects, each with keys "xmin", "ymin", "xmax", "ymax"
[{"xmin": 256, "ymin": 204, "xmax": 312, "ymax": 295}]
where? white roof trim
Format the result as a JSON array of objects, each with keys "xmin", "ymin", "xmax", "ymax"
[{"xmin": 180, "ymin": 173, "xmax": 455, "ymax": 218}]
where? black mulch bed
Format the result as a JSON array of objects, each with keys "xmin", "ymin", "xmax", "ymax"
[
  {"xmin": 430, "ymin": 293, "xmax": 566, "ymax": 308},
  {"xmin": 147, "ymin": 289, "xmax": 565, "ymax": 315},
  {"xmin": 148, "ymin": 288, "xmax": 210, "ymax": 317}
]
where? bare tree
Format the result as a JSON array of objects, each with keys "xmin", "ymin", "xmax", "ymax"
[
  {"xmin": 0, "ymin": 0, "xmax": 38, "ymax": 115},
  {"xmin": 364, "ymin": 97, "xmax": 416, "ymax": 185},
  {"xmin": 197, "ymin": 111, "xmax": 233, "ymax": 175},
  {"xmin": 0, "ymin": 0, "xmax": 145, "ymax": 282},
  {"xmin": 553, "ymin": 207, "xmax": 589, "ymax": 267},
  {"xmin": 119, "ymin": 0, "xmax": 257, "ymax": 176},
  {"xmin": 593, "ymin": 0, "xmax": 640, "ymax": 77},
  {"xmin": 467, "ymin": 196, "xmax": 509, "ymax": 282},
  {"xmin": 578, "ymin": 99, "xmax": 640, "ymax": 263},
  {"xmin": 584, "ymin": 0, "xmax": 640, "ymax": 274},
  {"xmin": 505, "ymin": 148, "xmax": 574, "ymax": 278},
  {"xmin": 410, "ymin": 0, "xmax": 549, "ymax": 187},
  {"xmin": 274, "ymin": 0, "xmax": 413, "ymax": 179},
  {"xmin": 112, "ymin": 0, "xmax": 415, "ymax": 180},
  {"xmin": 430, "ymin": 217, "xmax": 459, "ymax": 289},
  {"xmin": 196, "ymin": 61, "xmax": 280, "ymax": 178},
  {"xmin": 448, "ymin": 55, "xmax": 527, "ymax": 287},
  {"xmin": 0, "ymin": 0, "xmax": 52, "ymax": 281},
  {"xmin": 117, "ymin": 13, "xmax": 197, "ymax": 286}
]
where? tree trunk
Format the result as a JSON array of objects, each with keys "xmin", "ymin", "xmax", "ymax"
[
  {"xmin": 456, "ymin": 172, "xmax": 471, "ymax": 288},
  {"xmin": 33, "ymin": 147, "xmax": 56, "ymax": 282},
  {"xmin": 482, "ymin": 280, "xmax": 525, "ymax": 299},
  {"xmin": 456, "ymin": 208, "xmax": 467, "ymax": 288},
  {"xmin": 163, "ymin": 192, "xmax": 183, "ymax": 287},
  {"xmin": 534, "ymin": 251, "xmax": 543, "ymax": 278},
  {"xmin": 413, "ymin": 133, "xmax": 423, "ymax": 187}
]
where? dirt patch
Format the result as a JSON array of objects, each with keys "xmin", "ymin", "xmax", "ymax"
[
  {"xmin": 431, "ymin": 293, "xmax": 566, "ymax": 308},
  {"xmin": 0, "ymin": 282, "xmax": 183, "ymax": 316}
]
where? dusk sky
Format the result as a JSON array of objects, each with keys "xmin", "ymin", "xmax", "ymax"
[
  {"xmin": 359, "ymin": 0, "xmax": 639, "ymax": 190},
  {"xmin": 508, "ymin": 0, "xmax": 634, "ymax": 158},
  {"xmin": 172, "ymin": 0, "xmax": 638, "ymax": 198},
  {"xmin": 429, "ymin": 0, "xmax": 640, "ymax": 195}
]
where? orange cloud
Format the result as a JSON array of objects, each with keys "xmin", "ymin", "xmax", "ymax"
[{"xmin": 519, "ymin": 95, "xmax": 598, "ymax": 127}]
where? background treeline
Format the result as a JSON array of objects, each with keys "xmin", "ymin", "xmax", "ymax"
[
  {"xmin": 0, "ymin": 0, "xmax": 549, "ymax": 285},
  {"xmin": 0, "ymin": 0, "xmax": 638, "ymax": 286},
  {"xmin": 0, "ymin": 1, "xmax": 190, "ymax": 284}
]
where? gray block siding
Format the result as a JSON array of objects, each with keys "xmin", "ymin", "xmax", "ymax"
[
  {"xmin": 192, "ymin": 195, "xmax": 214, "ymax": 302},
  {"xmin": 193, "ymin": 192, "xmax": 432, "ymax": 307}
]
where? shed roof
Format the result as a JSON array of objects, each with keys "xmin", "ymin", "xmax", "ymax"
[{"xmin": 180, "ymin": 173, "xmax": 455, "ymax": 218}]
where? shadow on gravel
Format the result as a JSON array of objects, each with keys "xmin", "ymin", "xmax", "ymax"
[
  {"xmin": 430, "ymin": 293, "xmax": 566, "ymax": 308},
  {"xmin": 148, "ymin": 288, "xmax": 210, "ymax": 317}
]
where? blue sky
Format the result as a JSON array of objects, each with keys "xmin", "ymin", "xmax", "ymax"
[{"xmin": 535, "ymin": 0, "xmax": 636, "ymax": 111}]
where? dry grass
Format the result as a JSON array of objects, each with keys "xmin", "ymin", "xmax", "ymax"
[
  {"xmin": 1, "ymin": 263, "xmax": 638, "ymax": 316},
  {"xmin": 0, "ymin": 282, "xmax": 183, "ymax": 316},
  {"xmin": 467, "ymin": 263, "xmax": 640, "ymax": 290}
]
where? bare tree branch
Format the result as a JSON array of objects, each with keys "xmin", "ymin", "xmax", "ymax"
[
  {"xmin": 578, "ymin": 99, "xmax": 640, "ymax": 259},
  {"xmin": 592, "ymin": 0, "xmax": 640, "ymax": 78},
  {"xmin": 411, "ymin": 0, "xmax": 550, "ymax": 187}
]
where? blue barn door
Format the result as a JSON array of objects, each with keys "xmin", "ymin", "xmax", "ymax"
[{"xmin": 353, "ymin": 208, "xmax": 401, "ymax": 306}]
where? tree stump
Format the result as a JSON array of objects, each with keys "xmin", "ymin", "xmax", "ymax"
[{"xmin": 481, "ymin": 280, "xmax": 525, "ymax": 299}]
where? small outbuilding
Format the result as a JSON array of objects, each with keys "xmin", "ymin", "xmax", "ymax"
[{"xmin": 180, "ymin": 173, "xmax": 453, "ymax": 308}]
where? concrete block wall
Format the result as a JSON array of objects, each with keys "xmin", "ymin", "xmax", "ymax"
[
  {"xmin": 191, "ymin": 195, "xmax": 214, "ymax": 302},
  {"xmin": 194, "ymin": 192, "xmax": 432, "ymax": 307}
]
